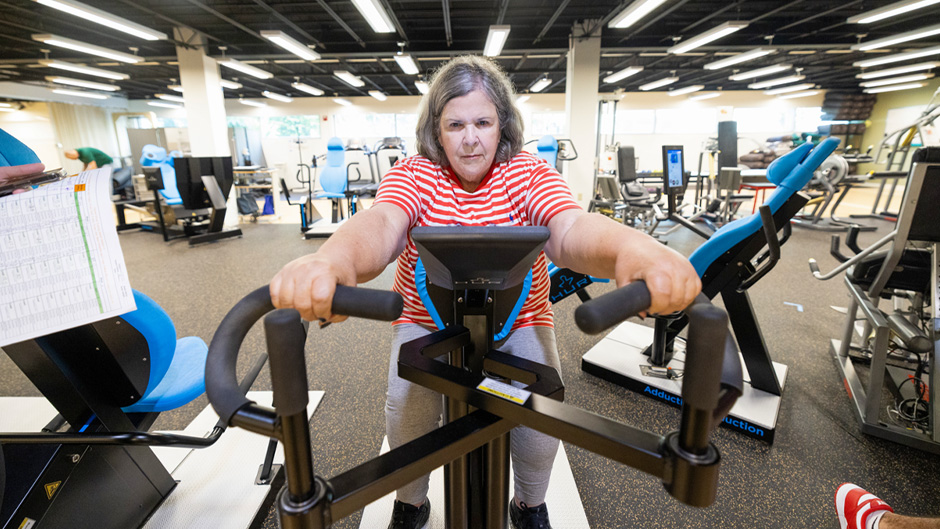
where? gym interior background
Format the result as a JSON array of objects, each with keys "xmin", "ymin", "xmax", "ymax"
[{"xmin": 1, "ymin": 0, "xmax": 940, "ymax": 527}]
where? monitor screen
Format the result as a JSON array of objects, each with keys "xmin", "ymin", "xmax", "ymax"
[
  {"xmin": 172, "ymin": 157, "xmax": 234, "ymax": 210},
  {"xmin": 662, "ymin": 146, "xmax": 684, "ymax": 190}
]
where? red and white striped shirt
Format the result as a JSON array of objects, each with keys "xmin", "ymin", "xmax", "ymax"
[{"xmin": 374, "ymin": 151, "xmax": 581, "ymax": 331}]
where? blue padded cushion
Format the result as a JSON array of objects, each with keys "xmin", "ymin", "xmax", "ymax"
[
  {"xmin": 0, "ymin": 128, "xmax": 42, "ymax": 167},
  {"xmin": 688, "ymin": 137, "xmax": 840, "ymax": 277},
  {"xmin": 140, "ymin": 144, "xmax": 182, "ymax": 205},
  {"xmin": 536, "ymin": 135, "xmax": 558, "ymax": 166},
  {"xmin": 120, "ymin": 290, "xmax": 208, "ymax": 413},
  {"xmin": 326, "ymin": 137, "xmax": 345, "ymax": 167}
]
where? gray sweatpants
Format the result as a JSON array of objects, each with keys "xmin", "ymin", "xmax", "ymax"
[{"xmin": 385, "ymin": 323, "xmax": 562, "ymax": 506}]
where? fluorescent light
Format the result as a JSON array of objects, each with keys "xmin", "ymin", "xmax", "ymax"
[
  {"xmin": 864, "ymin": 82, "xmax": 928, "ymax": 93},
  {"xmin": 704, "ymin": 47, "xmax": 776, "ymax": 70},
  {"xmin": 333, "ymin": 97, "xmax": 352, "ymax": 107},
  {"xmin": 147, "ymin": 101, "xmax": 182, "ymax": 109},
  {"xmin": 350, "ymin": 0, "xmax": 395, "ymax": 33},
  {"xmin": 853, "ymin": 45, "xmax": 940, "ymax": 67},
  {"xmin": 167, "ymin": 84, "xmax": 184, "ymax": 92},
  {"xmin": 689, "ymin": 92, "xmax": 721, "ymax": 101},
  {"xmin": 239, "ymin": 99, "xmax": 268, "ymax": 108},
  {"xmin": 155, "ymin": 93, "xmax": 185, "ymax": 102},
  {"xmin": 219, "ymin": 58, "xmax": 273, "ymax": 79},
  {"xmin": 856, "ymin": 61, "xmax": 940, "ymax": 78},
  {"xmin": 260, "ymin": 30, "xmax": 320, "ymax": 61},
  {"xmin": 851, "ymin": 23, "xmax": 940, "ymax": 51},
  {"xmin": 45, "ymin": 76, "xmax": 119, "ymax": 91},
  {"xmin": 530, "ymin": 77, "xmax": 551, "ymax": 92},
  {"xmin": 729, "ymin": 63, "xmax": 792, "ymax": 80},
  {"xmin": 847, "ymin": 0, "xmax": 940, "ymax": 23},
  {"xmin": 334, "ymin": 70, "xmax": 365, "ymax": 87},
  {"xmin": 747, "ymin": 74, "xmax": 806, "ymax": 89},
  {"xmin": 51, "ymin": 88, "xmax": 108, "ymax": 100},
  {"xmin": 516, "ymin": 95, "xmax": 530, "ymax": 103},
  {"xmin": 484, "ymin": 25, "xmax": 511, "ymax": 57},
  {"xmin": 291, "ymin": 82, "xmax": 324, "ymax": 96},
  {"xmin": 394, "ymin": 54, "xmax": 420, "ymax": 75},
  {"xmin": 38, "ymin": 59, "xmax": 128, "ymax": 80},
  {"xmin": 368, "ymin": 90, "xmax": 387, "ymax": 101},
  {"xmin": 639, "ymin": 76, "xmax": 679, "ymax": 90},
  {"xmin": 608, "ymin": 0, "xmax": 669, "ymax": 29},
  {"xmin": 0, "ymin": 102, "xmax": 14, "ymax": 108},
  {"xmin": 860, "ymin": 73, "xmax": 935, "ymax": 87},
  {"xmin": 32, "ymin": 34, "xmax": 144, "ymax": 63},
  {"xmin": 667, "ymin": 21, "xmax": 749, "ymax": 54},
  {"xmin": 668, "ymin": 84, "xmax": 704, "ymax": 96},
  {"xmin": 764, "ymin": 83, "xmax": 816, "ymax": 95},
  {"xmin": 0, "ymin": 108, "xmax": 18, "ymax": 113},
  {"xmin": 262, "ymin": 91, "xmax": 293, "ymax": 103},
  {"xmin": 414, "ymin": 80, "xmax": 429, "ymax": 94},
  {"xmin": 220, "ymin": 79, "xmax": 242, "ymax": 89},
  {"xmin": 33, "ymin": 0, "xmax": 166, "ymax": 40},
  {"xmin": 603, "ymin": 66, "xmax": 643, "ymax": 83},
  {"xmin": 776, "ymin": 90, "xmax": 820, "ymax": 100}
]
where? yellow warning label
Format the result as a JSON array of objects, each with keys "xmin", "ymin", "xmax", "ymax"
[
  {"xmin": 74, "ymin": 184, "xmax": 86, "ymax": 192},
  {"xmin": 18, "ymin": 517, "xmax": 36, "ymax": 529},
  {"xmin": 44, "ymin": 481, "xmax": 61, "ymax": 500}
]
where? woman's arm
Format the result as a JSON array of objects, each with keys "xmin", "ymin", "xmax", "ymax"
[
  {"xmin": 270, "ymin": 202, "xmax": 411, "ymax": 322},
  {"xmin": 544, "ymin": 209, "xmax": 701, "ymax": 315}
]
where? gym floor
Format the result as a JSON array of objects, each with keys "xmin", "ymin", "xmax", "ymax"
[{"xmin": 2, "ymin": 181, "xmax": 939, "ymax": 528}]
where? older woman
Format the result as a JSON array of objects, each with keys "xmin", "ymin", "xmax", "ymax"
[{"xmin": 270, "ymin": 55, "xmax": 700, "ymax": 529}]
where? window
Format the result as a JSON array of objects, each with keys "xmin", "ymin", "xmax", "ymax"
[
  {"xmin": 333, "ymin": 113, "xmax": 397, "ymax": 139},
  {"xmin": 227, "ymin": 116, "xmax": 261, "ymax": 130},
  {"xmin": 734, "ymin": 107, "xmax": 794, "ymax": 133},
  {"xmin": 529, "ymin": 112, "xmax": 566, "ymax": 137},
  {"xmin": 156, "ymin": 117, "xmax": 188, "ymax": 128},
  {"xmin": 795, "ymin": 107, "xmax": 823, "ymax": 133},
  {"xmin": 263, "ymin": 115, "xmax": 321, "ymax": 138},
  {"xmin": 395, "ymin": 113, "xmax": 418, "ymax": 138},
  {"xmin": 655, "ymin": 107, "xmax": 717, "ymax": 134},
  {"xmin": 616, "ymin": 109, "xmax": 655, "ymax": 134}
]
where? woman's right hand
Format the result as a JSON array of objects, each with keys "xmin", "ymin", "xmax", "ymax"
[{"xmin": 269, "ymin": 253, "xmax": 356, "ymax": 323}]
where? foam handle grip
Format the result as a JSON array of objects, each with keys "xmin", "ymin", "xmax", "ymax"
[
  {"xmin": 332, "ymin": 285, "xmax": 403, "ymax": 321},
  {"xmin": 265, "ymin": 309, "xmax": 309, "ymax": 417},
  {"xmin": 574, "ymin": 281, "xmax": 651, "ymax": 335}
]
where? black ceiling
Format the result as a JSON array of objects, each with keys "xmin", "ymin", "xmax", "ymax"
[{"xmin": 0, "ymin": 0, "xmax": 938, "ymax": 101}]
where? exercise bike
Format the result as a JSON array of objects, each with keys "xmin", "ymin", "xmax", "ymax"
[{"xmin": 206, "ymin": 225, "xmax": 744, "ymax": 528}]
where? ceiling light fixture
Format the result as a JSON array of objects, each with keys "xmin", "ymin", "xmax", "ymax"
[
  {"xmin": 45, "ymin": 76, "xmax": 119, "ymax": 91},
  {"xmin": 239, "ymin": 99, "xmax": 268, "ymax": 108},
  {"xmin": 864, "ymin": 82, "xmax": 928, "ymax": 93},
  {"xmin": 32, "ymin": 0, "xmax": 167, "ymax": 40},
  {"xmin": 350, "ymin": 0, "xmax": 396, "ymax": 33},
  {"xmin": 167, "ymin": 84, "xmax": 184, "ymax": 92},
  {"xmin": 414, "ymin": 80, "xmax": 429, "ymax": 94},
  {"xmin": 38, "ymin": 59, "xmax": 128, "ymax": 80},
  {"xmin": 333, "ymin": 97, "xmax": 353, "ymax": 107},
  {"xmin": 689, "ymin": 92, "xmax": 721, "ymax": 101},
  {"xmin": 668, "ymin": 84, "xmax": 705, "ymax": 96},
  {"xmin": 859, "ymin": 73, "xmax": 935, "ymax": 87},
  {"xmin": 484, "ymin": 25, "xmax": 511, "ymax": 57},
  {"xmin": 608, "ymin": 0, "xmax": 670, "ymax": 29},
  {"xmin": 260, "ymin": 30, "xmax": 320, "ymax": 61},
  {"xmin": 220, "ymin": 79, "xmax": 243, "ymax": 89},
  {"xmin": 262, "ymin": 91, "xmax": 293, "ymax": 103},
  {"xmin": 0, "ymin": 108, "xmax": 18, "ymax": 113},
  {"xmin": 729, "ymin": 63, "xmax": 792, "ymax": 80},
  {"xmin": 747, "ymin": 74, "xmax": 806, "ymax": 89},
  {"xmin": 764, "ymin": 83, "xmax": 816, "ymax": 95},
  {"xmin": 847, "ymin": 0, "xmax": 940, "ymax": 24},
  {"xmin": 368, "ymin": 90, "xmax": 387, "ymax": 101},
  {"xmin": 776, "ymin": 90, "xmax": 820, "ymax": 100},
  {"xmin": 32, "ymin": 34, "xmax": 144, "ymax": 63},
  {"xmin": 603, "ymin": 66, "xmax": 644, "ymax": 83},
  {"xmin": 516, "ymin": 95, "xmax": 530, "ymax": 103},
  {"xmin": 639, "ymin": 76, "xmax": 679, "ymax": 90},
  {"xmin": 394, "ymin": 54, "xmax": 420, "ymax": 75},
  {"xmin": 668, "ymin": 21, "xmax": 749, "ymax": 54},
  {"xmin": 851, "ymin": 23, "xmax": 940, "ymax": 51},
  {"xmin": 333, "ymin": 70, "xmax": 365, "ymax": 87},
  {"xmin": 704, "ymin": 47, "xmax": 776, "ymax": 70},
  {"xmin": 219, "ymin": 58, "xmax": 273, "ymax": 79},
  {"xmin": 155, "ymin": 93, "xmax": 185, "ymax": 102},
  {"xmin": 0, "ymin": 102, "xmax": 15, "ymax": 108},
  {"xmin": 856, "ymin": 61, "xmax": 940, "ymax": 78},
  {"xmin": 291, "ymin": 82, "xmax": 324, "ymax": 96},
  {"xmin": 147, "ymin": 101, "xmax": 182, "ymax": 109},
  {"xmin": 853, "ymin": 45, "xmax": 940, "ymax": 68},
  {"xmin": 529, "ymin": 77, "xmax": 551, "ymax": 92},
  {"xmin": 51, "ymin": 88, "xmax": 108, "ymax": 100}
]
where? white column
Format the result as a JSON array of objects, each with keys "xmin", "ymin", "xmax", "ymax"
[
  {"xmin": 564, "ymin": 21, "xmax": 601, "ymax": 209},
  {"xmin": 173, "ymin": 27, "xmax": 230, "ymax": 157}
]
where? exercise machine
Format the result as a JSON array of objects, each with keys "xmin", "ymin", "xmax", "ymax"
[
  {"xmin": 790, "ymin": 153, "xmax": 875, "ymax": 233},
  {"xmin": 206, "ymin": 225, "xmax": 744, "ymax": 528},
  {"xmin": 647, "ymin": 145, "xmax": 714, "ymax": 240},
  {"xmin": 582, "ymin": 138, "xmax": 842, "ymax": 442}
]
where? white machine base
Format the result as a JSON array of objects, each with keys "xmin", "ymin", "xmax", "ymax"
[
  {"xmin": 359, "ymin": 437, "xmax": 590, "ymax": 529},
  {"xmin": 581, "ymin": 322, "xmax": 785, "ymax": 443},
  {"xmin": 303, "ymin": 217, "xmax": 346, "ymax": 238},
  {"xmin": 0, "ymin": 391, "xmax": 323, "ymax": 529}
]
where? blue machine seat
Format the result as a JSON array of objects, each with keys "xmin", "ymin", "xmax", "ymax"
[
  {"xmin": 689, "ymin": 138, "xmax": 841, "ymax": 277},
  {"xmin": 536, "ymin": 135, "xmax": 558, "ymax": 167},
  {"xmin": 121, "ymin": 290, "xmax": 208, "ymax": 413}
]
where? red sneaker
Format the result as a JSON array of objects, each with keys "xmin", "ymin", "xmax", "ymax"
[{"xmin": 836, "ymin": 483, "xmax": 894, "ymax": 529}]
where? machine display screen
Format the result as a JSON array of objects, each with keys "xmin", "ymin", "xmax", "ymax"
[{"xmin": 663, "ymin": 146, "xmax": 684, "ymax": 190}]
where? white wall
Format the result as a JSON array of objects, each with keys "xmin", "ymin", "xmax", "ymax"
[{"xmin": 0, "ymin": 102, "xmax": 64, "ymax": 169}]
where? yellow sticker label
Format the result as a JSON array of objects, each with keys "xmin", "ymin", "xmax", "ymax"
[
  {"xmin": 44, "ymin": 481, "xmax": 61, "ymax": 500},
  {"xmin": 18, "ymin": 517, "xmax": 36, "ymax": 529},
  {"xmin": 74, "ymin": 184, "xmax": 86, "ymax": 192},
  {"xmin": 477, "ymin": 378, "xmax": 531, "ymax": 405}
]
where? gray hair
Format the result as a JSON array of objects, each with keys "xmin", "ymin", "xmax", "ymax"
[{"xmin": 415, "ymin": 55, "xmax": 524, "ymax": 166}]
